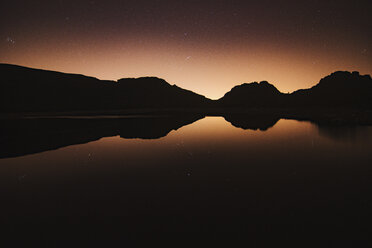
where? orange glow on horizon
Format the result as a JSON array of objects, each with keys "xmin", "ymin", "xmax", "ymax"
[{"xmin": 1, "ymin": 36, "xmax": 371, "ymax": 99}]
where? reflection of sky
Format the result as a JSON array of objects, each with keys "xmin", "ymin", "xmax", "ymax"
[
  {"xmin": 1, "ymin": 118, "xmax": 371, "ymax": 174},
  {"xmin": 1, "ymin": 118, "xmax": 371, "ymax": 243}
]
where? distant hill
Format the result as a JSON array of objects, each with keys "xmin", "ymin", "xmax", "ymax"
[
  {"xmin": 217, "ymin": 81, "xmax": 284, "ymax": 107},
  {"xmin": 218, "ymin": 71, "xmax": 372, "ymax": 109},
  {"xmin": 0, "ymin": 64, "xmax": 211, "ymax": 113},
  {"xmin": 288, "ymin": 71, "xmax": 372, "ymax": 108},
  {"xmin": 1, "ymin": 64, "xmax": 371, "ymax": 114}
]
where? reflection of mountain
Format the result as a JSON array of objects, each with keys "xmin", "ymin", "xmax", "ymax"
[
  {"xmin": 316, "ymin": 124, "xmax": 372, "ymax": 142},
  {"xmin": 223, "ymin": 114, "xmax": 280, "ymax": 131},
  {"xmin": 223, "ymin": 113, "xmax": 372, "ymax": 141},
  {"xmin": 0, "ymin": 115, "xmax": 204, "ymax": 159},
  {"xmin": 2, "ymin": 115, "xmax": 371, "ymax": 159}
]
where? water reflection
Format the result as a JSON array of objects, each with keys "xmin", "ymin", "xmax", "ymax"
[
  {"xmin": 0, "ymin": 115, "xmax": 204, "ymax": 158},
  {"xmin": 223, "ymin": 114, "xmax": 280, "ymax": 131},
  {"xmin": 1, "ymin": 115, "xmax": 371, "ymax": 159},
  {"xmin": 317, "ymin": 124, "xmax": 372, "ymax": 142},
  {"xmin": 0, "ymin": 117, "xmax": 371, "ymax": 244}
]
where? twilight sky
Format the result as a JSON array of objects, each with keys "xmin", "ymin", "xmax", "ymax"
[{"xmin": 1, "ymin": 0, "xmax": 371, "ymax": 99}]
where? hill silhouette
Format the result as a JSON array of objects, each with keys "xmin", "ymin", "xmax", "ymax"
[
  {"xmin": 217, "ymin": 81, "xmax": 284, "ymax": 107},
  {"xmin": 288, "ymin": 71, "xmax": 372, "ymax": 108},
  {"xmin": 0, "ymin": 64, "xmax": 211, "ymax": 113},
  {"xmin": 1, "ymin": 64, "xmax": 372, "ymax": 120},
  {"xmin": 219, "ymin": 71, "xmax": 372, "ymax": 109}
]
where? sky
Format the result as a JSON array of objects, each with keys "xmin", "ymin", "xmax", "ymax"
[{"xmin": 1, "ymin": 0, "xmax": 371, "ymax": 99}]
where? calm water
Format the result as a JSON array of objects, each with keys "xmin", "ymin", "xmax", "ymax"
[{"xmin": 0, "ymin": 117, "xmax": 371, "ymax": 246}]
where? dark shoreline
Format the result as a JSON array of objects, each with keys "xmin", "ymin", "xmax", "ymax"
[
  {"xmin": 1, "ymin": 108, "xmax": 371, "ymax": 159},
  {"xmin": 2, "ymin": 107, "xmax": 372, "ymax": 125}
]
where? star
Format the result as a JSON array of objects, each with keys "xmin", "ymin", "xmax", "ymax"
[{"xmin": 6, "ymin": 37, "xmax": 15, "ymax": 44}]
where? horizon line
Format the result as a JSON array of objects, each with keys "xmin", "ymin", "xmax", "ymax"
[{"xmin": 1, "ymin": 62, "xmax": 370, "ymax": 100}]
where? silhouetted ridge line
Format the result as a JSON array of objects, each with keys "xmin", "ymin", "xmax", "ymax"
[
  {"xmin": 0, "ymin": 64, "xmax": 211, "ymax": 113},
  {"xmin": 218, "ymin": 71, "xmax": 372, "ymax": 109},
  {"xmin": 1, "ymin": 64, "xmax": 371, "ymax": 115},
  {"xmin": 217, "ymin": 81, "xmax": 283, "ymax": 107},
  {"xmin": 287, "ymin": 71, "xmax": 372, "ymax": 108}
]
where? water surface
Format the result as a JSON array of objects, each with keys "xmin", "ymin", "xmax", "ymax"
[{"xmin": 0, "ymin": 117, "xmax": 371, "ymax": 246}]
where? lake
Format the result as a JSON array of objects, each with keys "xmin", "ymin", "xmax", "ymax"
[{"xmin": 0, "ymin": 116, "xmax": 371, "ymax": 246}]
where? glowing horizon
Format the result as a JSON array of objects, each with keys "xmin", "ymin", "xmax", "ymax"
[{"xmin": 1, "ymin": 0, "xmax": 371, "ymax": 99}]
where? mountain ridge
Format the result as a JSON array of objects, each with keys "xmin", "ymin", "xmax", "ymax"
[
  {"xmin": 0, "ymin": 63, "xmax": 211, "ymax": 113},
  {"xmin": 219, "ymin": 70, "xmax": 372, "ymax": 109},
  {"xmin": 1, "ymin": 63, "xmax": 372, "ymax": 113}
]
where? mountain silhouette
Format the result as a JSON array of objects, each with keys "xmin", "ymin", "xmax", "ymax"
[
  {"xmin": 217, "ymin": 81, "xmax": 284, "ymax": 107},
  {"xmin": 0, "ymin": 115, "xmax": 204, "ymax": 159},
  {"xmin": 1, "ymin": 64, "xmax": 371, "ymax": 125},
  {"xmin": 0, "ymin": 64, "xmax": 211, "ymax": 113},
  {"xmin": 219, "ymin": 71, "xmax": 372, "ymax": 109},
  {"xmin": 288, "ymin": 71, "xmax": 372, "ymax": 108}
]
